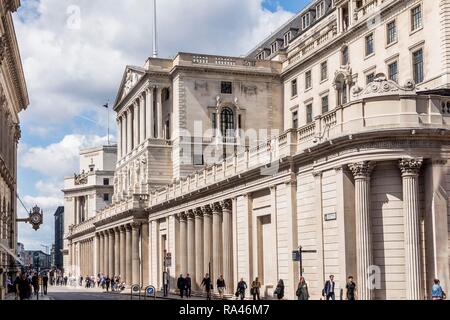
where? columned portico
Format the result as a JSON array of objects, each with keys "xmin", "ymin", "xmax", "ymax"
[
  {"xmin": 348, "ymin": 161, "xmax": 375, "ymax": 301},
  {"xmin": 399, "ymin": 158, "xmax": 423, "ymax": 300}
]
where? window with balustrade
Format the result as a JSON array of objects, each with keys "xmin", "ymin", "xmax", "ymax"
[
  {"xmin": 441, "ymin": 101, "xmax": 450, "ymax": 115},
  {"xmin": 306, "ymin": 104, "xmax": 313, "ymax": 124},
  {"xmin": 322, "ymin": 95, "xmax": 329, "ymax": 114},
  {"xmin": 292, "ymin": 110, "xmax": 298, "ymax": 129},
  {"xmin": 221, "ymin": 107, "xmax": 235, "ymax": 137}
]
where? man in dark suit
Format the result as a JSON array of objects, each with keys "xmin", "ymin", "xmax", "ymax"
[
  {"xmin": 177, "ymin": 275, "xmax": 185, "ymax": 299},
  {"xmin": 323, "ymin": 275, "xmax": 336, "ymax": 300}
]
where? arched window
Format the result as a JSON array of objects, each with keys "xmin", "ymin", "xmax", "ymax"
[{"xmin": 221, "ymin": 107, "xmax": 235, "ymax": 137}]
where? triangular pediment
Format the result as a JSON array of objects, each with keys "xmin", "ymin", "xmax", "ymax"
[{"xmin": 114, "ymin": 66, "xmax": 146, "ymax": 107}]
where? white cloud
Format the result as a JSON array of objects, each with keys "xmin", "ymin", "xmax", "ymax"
[
  {"xmin": 14, "ymin": 0, "xmax": 294, "ymax": 132},
  {"xmin": 19, "ymin": 134, "xmax": 109, "ymax": 177}
]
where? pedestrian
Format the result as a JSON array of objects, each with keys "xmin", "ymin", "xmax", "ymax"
[
  {"xmin": 31, "ymin": 273, "xmax": 39, "ymax": 298},
  {"xmin": 43, "ymin": 273, "xmax": 49, "ymax": 295},
  {"xmin": 177, "ymin": 274, "xmax": 185, "ymax": 298},
  {"xmin": 251, "ymin": 277, "xmax": 261, "ymax": 300},
  {"xmin": 79, "ymin": 275, "xmax": 83, "ymax": 287},
  {"xmin": 217, "ymin": 275, "xmax": 226, "ymax": 300},
  {"xmin": 323, "ymin": 275, "xmax": 336, "ymax": 300},
  {"xmin": 431, "ymin": 279, "xmax": 446, "ymax": 300},
  {"xmin": 64, "ymin": 276, "xmax": 68, "ymax": 286},
  {"xmin": 274, "ymin": 279, "xmax": 285, "ymax": 300},
  {"xmin": 163, "ymin": 270, "xmax": 169, "ymax": 297},
  {"xmin": 185, "ymin": 273, "xmax": 192, "ymax": 298},
  {"xmin": 296, "ymin": 277, "xmax": 310, "ymax": 300},
  {"xmin": 111, "ymin": 277, "xmax": 116, "ymax": 292},
  {"xmin": 236, "ymin": 278, "xmax": 247, "ymax": 300},
  {"xmin": 105, "ymin": 276, "xmax": 111, "ymax": 292},
  {"xmin": 16, "ymin": 273, "xmax": 32, "ymax": 301},
  {"xmin": 201, "ymin": 273, "xmax": 213, "ymax": 300},
  {"xmin": 346, "ymin": 276, "xmax": 357, "ymax": 301}
]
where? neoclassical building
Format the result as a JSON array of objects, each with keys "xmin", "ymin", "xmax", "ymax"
[
  {"xmin": 0, "ymin": 0, "xmax": 29, "ymax": 300},
  {"xmin": 65, "ymin": 0, "xmax": 450, "ymax": 300}
]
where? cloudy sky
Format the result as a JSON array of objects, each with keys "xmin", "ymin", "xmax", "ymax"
[{"xmin": 14, "ymin": 0, "xmax": 309, "ymax": 251}]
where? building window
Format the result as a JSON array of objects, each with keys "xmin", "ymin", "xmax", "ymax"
[
  {"xmin": 211, "ymin": 113, "xmax": 217, "ymax": 132},
  {"xmin": 342, "ymin": 46, "xmax": 349, "ymax": 65},
  {"xmin": 193, "ymin": 154, "xmax": 204, "ymax": 166},
  {"xmin": 221, "ymin": 107, "xmax": 235, "ymax": 137},
  {"xmin": 306, "ymin": 104, "xmax": 313, "ymax": 124},
  {"xmin": 388, "ymin": 61, "xmax": 398, "ymax": 83},
  {"xmin": 316, "ymin": 1, "xmax": 325, "ymax": 19},
  {"xmin": 322, "ymin": 95, "xmax": 329, "ymax": 114},
  {"xmin": 221, "ymin": 82, "xmax": 232, "ymax": 94},
  {"xmin": 411, "ymin": 5, "xmax": 422, "ymax": 31},
  {"xmin": 386, "ymin": 21, "xmax": 397, "ymax": 45},
  {"xmin": 256, "ymin": 51, "xmax": 265, "ymax": 60},
  {"xmin": 271, "ymin": 41, "xmax": 279, "ymax": 55},
  {"xmin": 103, "ymin": 194, "xmax": 110, "ymax": 202},
  {"xmin": 291, "ymin": 79, "xmax": 298, "ymax": 97},
  {"xmin": 302, "ymin": 13, "xmax": 311, "ymax": 29},
  {"xmin": 305, "ymin": 70, "xmax": 312, "ymax": 90},
  {"xmin": 413, "ymin": 49, "xmax": 424, "ymax": 83},
  {"xmin": 284, "ymin": 31, "xmax": 292, "ymax": 47},
  {"xmin": 366, "ymin": 72, "xmax": 375, "ymax": 85},
  {"xmin": 292, "ymin": 111, "xmax": 298, "ymax": 129},
  {"xmin": 365, "ymin": 33, "xmax": 374, "ymax": 56},
  {"xmin": 103, "ymin": 178, "xmax": 109, "ymax": 186},
  {"xmin": 320, "ymin": 61, "xmax": 328, "ymax": 81}
]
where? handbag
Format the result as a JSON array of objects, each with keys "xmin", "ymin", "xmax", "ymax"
[{"xmin": 250, "ymin": 288, "xmax": 255, "ymax": 295}]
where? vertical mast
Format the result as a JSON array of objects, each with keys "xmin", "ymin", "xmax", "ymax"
[{"xmin": 152, "ymin": 0, "xmax": 158, "ymax": 58}]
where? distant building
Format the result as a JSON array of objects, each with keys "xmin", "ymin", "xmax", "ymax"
[
  {"xmin": 22, "ymin": 250, "xmax": 51, "ymax": 270},
  {"xmin": 63, "ymin": 145, "xmax": 117, "ymax": 275},
  {"xmin": 54, "ymin": 206, "xmax": 64, "ymax": 269},
  {"xmin": 16, "ymin": 243, "xmax": 24, "ymax": 265},
  {"xmin": 50, "ymin": 244, "xmax": 56, "ymax": 268}
]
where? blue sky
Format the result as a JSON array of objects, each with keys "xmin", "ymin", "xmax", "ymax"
[{"xmin": 14, "ymin": 0, "xmax": 309, "ymax": 251}]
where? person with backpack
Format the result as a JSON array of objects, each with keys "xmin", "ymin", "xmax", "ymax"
[
  {"xmin": 431, "ymin": 279, "xmax": 446, "ymax": 300},
  {"xmin": 296, "ymin": 277, "xmax": 310, "ymax": 300},
  {"xmin": 236, "ymin": 278, "xmax": 247, "ymax": 300},
  {"xmin": 274, "ymin": 279, "xmax": 285, "ymax": 300}
]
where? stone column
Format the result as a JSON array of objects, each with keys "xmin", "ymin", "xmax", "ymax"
[
  {"xmin": 117, "ymin": 117, "xmax": 122, "ymax": 159},
  {"xmin": 212, "ymin": 203, "xmax": 223, "ymax": 287},
  {"xmin": 221, "ymin": 199, "xmax": 233, "ymax": 294},
  {"xmin": 122, "ymin": 113, "xmax": 127, "ymax": 157},
  {"xmin": 119, "ymin": 226, "xmax": 126, "ymax": 279},
  {"xmin": 108, "ymin": 230, "xmax": 114, "ymax": 276},
  {"xmin": 125, "ymin": 224, "xmax": 132, "ymax": 285},
  {"xmin": 146, "ymin": 88, "xmax": 154, "ymax": 139},
  {"xmin": 156, "ymin": 87, "xmax": 163, "ymax": 139},
  {"xmin": 348, "ymin": 161, "xmax": 375, "ymax": 300},
  {"xmin": 134, "ymin": 101, "xmax": 140, "ymax": 147},
  {"xmin": 194, "ymin": 208, "xmax": 204, "ymax": 289},
  {"xmin": 179, "ymin": 213, "xmax": 188, "ymax": 275},
  {"xmin": 399, "ymin": 158, "xmax": 423, "ymax": 300},
  {"xmin": 100, "ymin": 232, "xmax": 106, "ymax": 274},
  {"xmin": 68, "ymin": 242, "xmax": 72, "ymax": 275},
  {"xmin": 139, "ymin": 95, "xmax": 145, "ymax": 144},
  {"xmin": 141, "ymin": 222, "xmax": 150, "ymax": 286},
  {"xmin": 131, "ymin": 222, "xmax": 141, "ymax": 286},
  {"xmin": 114, "ymin": 228, "xmax": 120, "ymax": 277},
  {"xmin": 187, "ymin": 210, "xmax": 196, "ymax": 283},
  {"xmin": 203, "ymin": 205, "xmax": 213, "ymax": 276},
  {"xmin": 127, "ymin": 109, "xmax": 133, "ymax": 154}
]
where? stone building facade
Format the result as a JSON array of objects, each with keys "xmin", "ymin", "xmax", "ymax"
[
  {"xmin": 65, "ymin": 0, "xmax": 450, "ymax": 300},
  {"xmin": 0, "ymin": 0, "xmax": 29, "ymax": 299}
]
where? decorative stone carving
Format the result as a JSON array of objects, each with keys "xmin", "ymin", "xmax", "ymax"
[
  {"xmin": 194, "ymin": 208, "xmax": 203, "ymax": 217},
  {"xmin": 178, "ymin": 212, "xmax": 187, "ymax": 221},
  {"xmin": 74, "ymin": 170, "xmax": 88, "ymax": 185},
  {"xmin": 241, "ymin": 84, "xmax": 257, "ymax": 95},
  {"xmin": 221, "ymin": 199, "xmax": 232, "ymax": 211},
  {"xmin": 194, "ymin": 80, "xmax": 208, "ymax": 91},
  {"xmin": 212, "ymin": 202, "xmax": 222, "ymax": 213},
  {"xmin": 202, "ymin": 204, "xmax": 213, "ymax": 216},
  {"xmin": 356, "ymin": 73, "xmax": 416, "ymax": 99},
  {"xmin": 399, "ymin": 158, "xmax": 423, "ymax": 176},
  {"xmin": 187, "ymin": 209, "xmax": 195, "ymax": 219},
  {"xmin": 0, "ymin": 36, "xmax": 7, "ymax": 63},
  {"xmin": 348, "ymin": 161, "xmax": 376, "ymax": 179}
]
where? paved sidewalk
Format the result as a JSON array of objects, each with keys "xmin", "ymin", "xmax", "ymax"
[{"xmin": 4, "ymin": 292, "xmax": 52, "ymax": 300}]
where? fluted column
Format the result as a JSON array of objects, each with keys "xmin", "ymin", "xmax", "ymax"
[
  {"xmin": 125, "ymin": 224, "xmax": 132, "ymax": 285},
  {"xmin": 348, "ymin": 161, "xmax": 375, "ymax": 300},
  {"xmin": 134, "ymin": 101, "xmax": 139, "ymax": 147},
  {"xmin": 117, "ymin": 118, "xmax": 122, "ymax": 159},
  {"xmin": 156, "ymin": 87, "xmax": 163, "ymax": 139},
  {"xmin": 194, "ymin": 208, "xmax": 204, "ymax": 289},
  {"xmin": 108, "ymin": 230, "xmax": 114, "ymax": 276},
  {"xmin": 203, "ymin": 205, "xmax": 213, "ymax": 276},
  {"xmin": 131, "ymin": 222, "xmax": 141, "ymax": 286},
  {"xmin": 103, "ymin": 232, "xmax": 109, "ymax": 275},
  {"xmin": 114, "ymin": 228, "xmax": 120, "ymax": 277},
  {"xmin": 141, "ymin": 222, "xmax": 150, "ymax": 286},
  {"xmin": 221, "ymin": 199, "xmax": 233, "ymax": 294},
  {"xmin": 127, "ymin": 109, "xmax": 132, "ymax": 154},
  {"xmin": 187, "ymin": 210, "xmax": 196, "ymax": 284},
  {"xmin": 139, "ymin": 95, "xmax": 145, "ymax": 144},
  {"xmin": 68, "ymin": 242, "xmax": 72, "ymax": 275},
  {"xmin": 212, "ymin": 203, "xmax": 223, "ymax": 287},
  {"xmin": 179, "ymin": 213, "xmax": 188, "ymax": 275},
  {"xmin": 119, "ymin": 226, "xmax": 126, "ymax": 279},
  {"xmin": 399, "ymin": 158, "xmax": 423, "ymax": 300},
  {"xmin": 146, "ymin": 88, "xmax": 154, "ymax": 139},
  {"xmin": 122, "ymin": 113, "xmax": 127, "ymax": 157}
]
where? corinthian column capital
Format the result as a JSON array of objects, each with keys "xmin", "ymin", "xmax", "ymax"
[
  {"xmin": 221, "ymin": 199, "xmax": 232, "ymax": 211},
  {"xmin": 194, "ymin": 208, "xmax": 203, "ymax": 218},
  {"xmin": 399, "ymin": 158, "xmax": 423, "ymax": 176},
  {"xmin": 212, "ymin": 202, "xmax": 223, "ymax": 214},
  {"xmin": 202, "ymin": 205, "xmax": 213, "ymax": 216},
  {"xmin": 348, "ymin": 161, "xmax": 376, "ymax": 179}
]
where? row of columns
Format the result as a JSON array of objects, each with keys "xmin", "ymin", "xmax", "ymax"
[
  {"xmin": 348, "ymin": 158, "xmax": 424, "ymax": 300},
  {"xmin": 73, "ymin": 196, "xmax": 88, "ymax": 225},
  {"xmin": 77, "ymin": 238, "xmax": 94, "ymax": 277},
  {"xmin": 176, "ymin": 199, "xmax": 233, "ymax": 294},
  {"xmin": 117, "ymin": 86, "xmax": 166, "ymax": 159}
]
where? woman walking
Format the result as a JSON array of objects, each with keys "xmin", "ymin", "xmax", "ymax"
[
  {"xmin": 296, "ymin": 277, "xmax": 310, "ymax": 300},
  {"xmin": 275, "ymin": 279, "xmax": 285, "ymax": 300}
]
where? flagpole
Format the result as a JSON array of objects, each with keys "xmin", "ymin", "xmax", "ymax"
[{"xmin": 107, "ymin": 104, "xmax": 110, "ymax": 145}]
